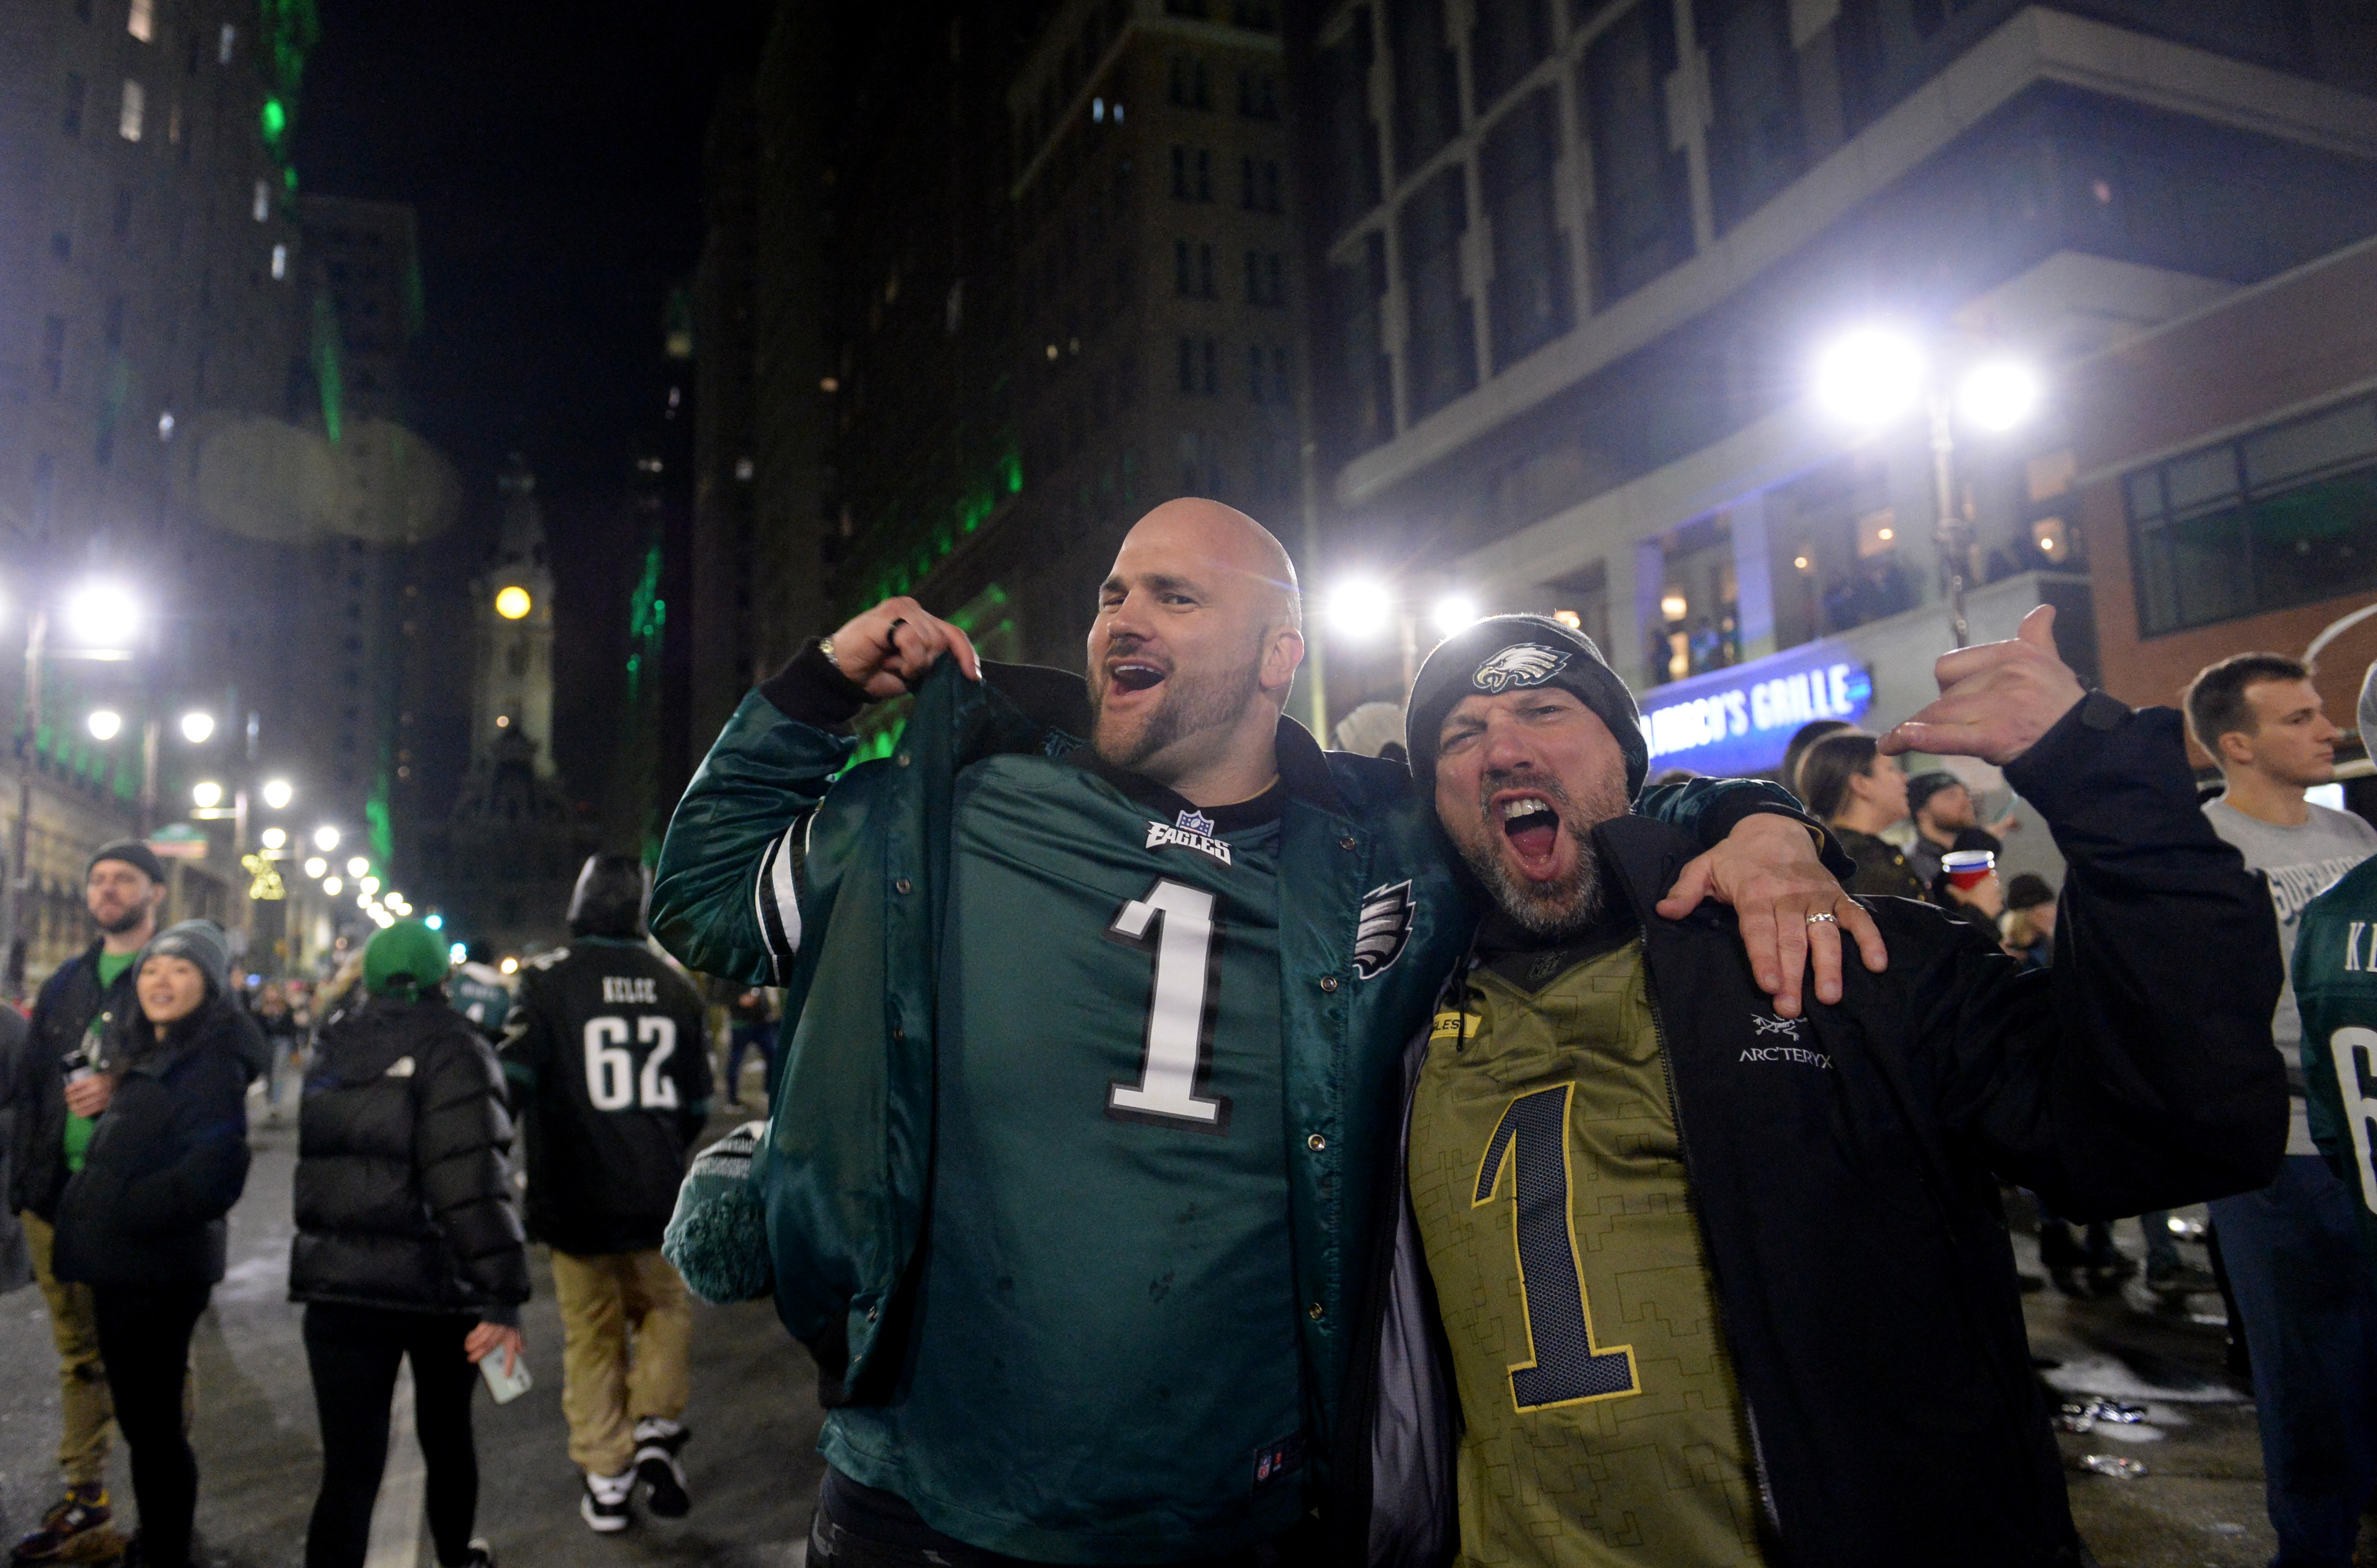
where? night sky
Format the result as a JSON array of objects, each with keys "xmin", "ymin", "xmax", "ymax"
[{"xmin": 294, "ymin": 0, "xmax": 767, "ymax": 794}]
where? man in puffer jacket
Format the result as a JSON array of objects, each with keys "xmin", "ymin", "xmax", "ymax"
[{"xmin": 291, "ymin": 920, "xmax": 527, "ymax": 1568}]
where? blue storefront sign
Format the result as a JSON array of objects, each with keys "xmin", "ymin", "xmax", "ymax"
[{"xmin": 1638, "ymin": 639, "xmax": 1874, "ymax": 779}]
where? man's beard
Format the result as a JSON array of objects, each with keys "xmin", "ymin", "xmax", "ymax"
[
  {"xmin": 1089, "ymin": 641, "xmax": 1265, "ymax": 774},
  {"xmin": 94, "ymin": 901, "xmax": 147, "ymax": 937},
  {"xmin": 1449, "ymin": 771, "xmax": 1627, "ymax": 939}
]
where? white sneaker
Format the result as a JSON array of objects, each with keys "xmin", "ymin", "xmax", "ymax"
[{"xmin": 580, "ymin": 1469, "xmax": 633, "ymax": 1533}]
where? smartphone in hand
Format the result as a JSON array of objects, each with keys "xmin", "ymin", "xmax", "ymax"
[{"xmin": 479, "ymin": 1343, "xmax": 532, "ymax": 1404}]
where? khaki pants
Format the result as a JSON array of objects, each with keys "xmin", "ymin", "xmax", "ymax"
[
  {"xmin": 21, "ymin": 1210, "xmax": 114, "ymax": 1487},
  {"xmin": 550, "ymin": 1247, "xmax": 692, "ymax": 1477}
]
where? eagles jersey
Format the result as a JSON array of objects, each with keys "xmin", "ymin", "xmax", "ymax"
[
  {"xmin": 823, "ymin": 753, "xmax": 1308, "ymax": 1564},
  {"xmin": 1408, "ymin": 942, "xmax": 1769, "ymax": 1567},
  {"xmin": 449, "ymin": 961, "xmax": 514, "ymax": 1040},
  {"xmin": 499, "ymin": 937, "xmax": 713, "ymax": 1256}
]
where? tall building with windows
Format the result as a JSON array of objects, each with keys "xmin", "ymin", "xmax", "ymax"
[
  {"xmin": 1287, "ymin": 1, "xmax": 2377, "ymax": 821},
  {"xmin": 950, "ymin": 0, "xmax": 1309, "ymax": 666},
  {"xmin": 0, "ymin": 0, "xmax": 305, "ymax": 566}
]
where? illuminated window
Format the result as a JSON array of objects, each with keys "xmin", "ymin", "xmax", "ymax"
[
  {"xmin": 127, "ymin": 0, "xmax": 152, "ymax": 39},
  {"xmin": 252, "ymin": 179, "xmax": 269, "ymax": 221},
  {"xmin": 119, "ymin": 79, "xmax": 144, "ymax": 141},
  {"xmin": 270, "ymin": 243, "xmax": 287, "ymax": 279}
]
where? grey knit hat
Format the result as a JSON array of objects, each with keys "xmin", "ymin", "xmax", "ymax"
[
  {"xmin": 139, "ymin": 919, "xmax": 230, "ymax": 998},
  {"xmin": 1405, "ymin": 614, "xmax": 1650, "ymax": 802}
]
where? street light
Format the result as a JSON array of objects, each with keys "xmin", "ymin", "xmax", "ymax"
[
  {"xmin": 1325, "ymin": 578, "xmax": 1395, "ymax": 640},
  {"xmin": 303, "ymin": 856, "xmax": 327, "ymax": 879},
  {"xmin": 323, "ymin": 875, "xmax": 343, "ymax": 895},
  {"xmin": 193, "ymin": 780, "xmax": 223, "ymax": 809},
  {"xmin": 314, "ymin": 826, "xmax": 340, "ymax": 852},
  {"xmin": 259, "ymin": 827, "xmax": 286, "ymax": 850},
  {"xmin": 347, "ymin": 856, "xmax": 368, "ymax": 878},
  {"xmin": 179, "ymin": 711, "xmax": 215, "ymax": 744},
  {"xmin": 86, "ymin": 710, "xmax": 122, "ymax": 741},
  {"xmin": 61, "ymin": 583, "xmax": 139, "ymax": 649},
  {"xmin": 494, "ymin": 585, "xmax": 532, "ymax": 620},
  {"xmin": 1959, "ymin": 359, "xmax": 2041, "ymax": 433},
  {"xmin": 261, "ymin": 778, "xmax": 293, "ymax": 810},
  {"xmin": 1811, "ymin": 323, "xmax": 2044, "ymax": 646}
]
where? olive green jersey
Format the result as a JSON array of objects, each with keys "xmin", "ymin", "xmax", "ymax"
[
  {"xmin": 1408, "ymin": 943, "xmax": 1770, "ymax": 1567},
  {"xmin": 823, "ymin": 754, "xmax": 1307, "ymax": 1564}
]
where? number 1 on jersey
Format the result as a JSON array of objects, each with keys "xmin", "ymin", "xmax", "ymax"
[
  {"xmin": 1107, "ymin": 878, "xmax": 1231, "ymax": 1132},
  {"xmin": 1474, "ymin": 1083, "xmax": 1639, "ymax": 1411}
]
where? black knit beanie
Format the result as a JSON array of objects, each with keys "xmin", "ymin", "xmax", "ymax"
[{"xmin": 1404, "ymin": 614, "xmax": 1650, "ymax": 802}]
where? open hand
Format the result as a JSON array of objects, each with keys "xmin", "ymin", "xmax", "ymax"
[
  {"xmin": 1880, "ymin": 605, "xmax": 2084, "ymax": 765},
  {"xmin": 1657, "ymin": 812, "xmax": 1888, "ymax": 1017},
  {"xmin": 825, "ymin": 596, "xmax": 981, "ymax": 699}
]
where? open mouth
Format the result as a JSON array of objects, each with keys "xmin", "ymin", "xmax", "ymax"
[
  {"xmin": 1106, "ymin": 660, "xmax": 1167, "ymax": 694},
  {"xmin": 1496, "ymin": 793, "xmax": 1562, "ymax": 864}
]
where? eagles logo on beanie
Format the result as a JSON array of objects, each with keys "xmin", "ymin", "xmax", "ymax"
[{"xmin": 1403, "ymin": 614, "xmax": 1650, "ymax": 802}]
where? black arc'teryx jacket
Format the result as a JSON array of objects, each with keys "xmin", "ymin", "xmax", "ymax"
[
  {"xmin": 52, "ymin": 996, "xmax": 254, "ymax": 1287},
  {"xmin": 1340, "ymin": 696, "xmax": 2290, "ymax": 1568},
  {"xmin": 290, "ymin": 993, "xmax": 530, "ymax": 1318}
]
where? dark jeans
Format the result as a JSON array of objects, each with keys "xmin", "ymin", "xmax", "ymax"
[
  {"xmin": 91, "ymin": 1282, "xmax": 212, "ymax": 1568},
  {"xmin": 726, "ymin": 1022, "xmax": 775, "ymax": 1104},
  {"xmin": 808, "ymin": 1467, "xmax": 1316, "ymax": 1567},
  {"xmin": 302, "ymin": 1303, "xmax": 483, "ymax": 1568},
  {"xmin": 2208, "ymin": 1156, "xmax": 2377, "ymax": 1567}
]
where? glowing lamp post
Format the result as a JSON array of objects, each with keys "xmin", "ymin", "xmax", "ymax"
[{"xmin": 1812, "ymin": 326, "xmax": 2042, "ymax": 647}]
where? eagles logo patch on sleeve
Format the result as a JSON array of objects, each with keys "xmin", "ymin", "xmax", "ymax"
[
  {"xmin": 1471, "ymin": 644, "xmax": 1572, "ymax": 693},
  {"xmin": 1353, "ymin": 880, "xmax": 1416, "ymax": 978}
]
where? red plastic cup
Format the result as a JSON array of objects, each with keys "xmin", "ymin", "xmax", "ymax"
[{"xmin": 1942, "ymin": 849, "xmax": 1996, "ymax": 890}]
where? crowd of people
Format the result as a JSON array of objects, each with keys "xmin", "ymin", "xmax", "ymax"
[
  {"xmin": 0, "ymin": 494, "xmax": 2373, "ymax": 1568},
  {"xmin": 0, "ymin": 847, "xmax": 716, "ymax": 1567}
]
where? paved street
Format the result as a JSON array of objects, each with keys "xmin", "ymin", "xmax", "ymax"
[
  {"xmin": 0, "ymin": 1094, "xmax": 825, "ymax": 1568},
  {"xmin": 0, "ymin": 1095, "xmax": 2319, "ymax": 1567}
]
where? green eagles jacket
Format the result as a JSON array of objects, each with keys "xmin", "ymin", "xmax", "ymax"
[
  {"xmin": 649, "ymin": 653, "xmax": 1809, "ymax": 1441},
  {"xmin": 2292, "ymin": 856, "xmax": 2377, "ymax": 1273}
]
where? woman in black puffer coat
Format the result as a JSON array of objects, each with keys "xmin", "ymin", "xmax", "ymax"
[
  {"xmin": 53, "ymin": 921, "xmax": 253, "ymax": 1568},
  {"xmin": 291, "ymin": 921, "xmax": 528, "ymax": 1568}
]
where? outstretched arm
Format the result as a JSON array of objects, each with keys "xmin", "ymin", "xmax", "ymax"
[{"xmin": 1891, "ymin": 607, "xmax": 2285, "ymax": 1214}]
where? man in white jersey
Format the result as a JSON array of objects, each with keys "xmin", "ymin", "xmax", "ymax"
[{"xmin": 2186, "ymin": 651, "xmax": 2377, "ymax": 1568}]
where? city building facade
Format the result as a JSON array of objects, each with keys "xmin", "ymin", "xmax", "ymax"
[
  {"xmin": 2064, "ymin": 235, "xmax": 2377, "ymax": 752},
  {"xmin": 1285, "ymin": 0, "xmax": 2377, "ymax": 837}
]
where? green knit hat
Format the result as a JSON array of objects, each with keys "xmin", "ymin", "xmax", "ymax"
[{"xmin": 364, "ymin": 920, "xmax": 451, "ymax": 999}]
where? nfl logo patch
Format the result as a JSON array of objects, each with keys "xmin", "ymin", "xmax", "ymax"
[{"xmin": 1177, "ymin": 809, "xmax": 1216, "ymax": 835}]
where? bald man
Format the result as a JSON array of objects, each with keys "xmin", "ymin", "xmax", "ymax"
[{"xmin": 652, "ymin": 499, "xmax": 1865, "ymax": 1566}]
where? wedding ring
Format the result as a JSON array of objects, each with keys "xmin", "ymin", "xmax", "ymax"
[{"xmin": 1805, "ymin": 912, "xmax": 1838, "ymax": 925}]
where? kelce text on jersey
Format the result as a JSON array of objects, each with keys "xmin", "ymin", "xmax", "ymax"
[{"xmin": 601, "ymin": 976, "xmax": 660, "ymax": 1005}]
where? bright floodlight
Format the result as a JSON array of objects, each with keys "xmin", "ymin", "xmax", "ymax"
[
  {"xmin": 303, "ymin": 857, "xmax": 327, "ymax": 879},
  {"xmin": 323, "ymin": 875, "xmax": 343, "ymax": 895},
  {"xmin": 428, "ymin": 915, "xmax": 444, "ymax": 932},
  {"xmin": 1813, "ymin": 326, "xmax": 1926, "ymax": 427},
  {"xmin": 494, "ymin": 585, "xmax": 532, "ymax": 621},
  {"xmin": 1958, "ymin": 359, "xmax": 2042, "ymax": 433},
  {"xmin": 361, "ymin": 876, "xmax": 380, "ymax": 895},
  {"xmin": 259, "ymin": 827, "xmax": 287, "ymax": 850},
  {"xmin": 192, "ymin": 780, "xmax": 223, "ymax": 809},
  {"xmin": 1433, "ymin": 595, "xmax": 1478, "ymax": 637},
  {"xmin": 347, "ymin": 856, "xmax": 368, "ymax": 877},
  {"xmin": 261, "ymin": 778, "xmax": 293, "ymax": 810},
  {"xmin": 1326, "ymin": 578, "xmax": 1395, "ymax": 639},
  {"xmin": 86, "ymin": 710, "xmax": 122, "ymax": 741},
  {"xmin": 179, "ymin": 711, "xmax": 215, "ymax": 744},
  {"xmin": 63, "ymin": 583, "xmax": 138, "ymax": 648}
]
